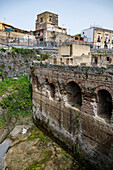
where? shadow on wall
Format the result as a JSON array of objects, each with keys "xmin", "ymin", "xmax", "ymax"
[
  {"xmin": 66, "ymin": 81, "xmax": 82, "ymax": 109},
  {"xmin": 96, "ymin": 90, "xmax": 112, "ymax": 122}
]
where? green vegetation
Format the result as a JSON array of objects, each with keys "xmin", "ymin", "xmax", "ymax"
[
  {"xmin": 0, "ymin": 72, "xmax": 2, "ymax": 76},
  {"xmin": 0, "ymin": 47, "xmax": 6, "ymax": 52},
  {"xmin": 0, "ymin": 76, "xmax": 32, "ymax": 128},
  {"xmin": 75, "ymin": 34, "xmax": 81, "ymax": 37},
  {"xmin": 28, "ymin": 128, "xmax": 50, "ymax": 142},
  {"xmin": 25, "ymin": 150, "xmax": 52, "ymax": 170},
  {"xmin": 11, "ymin": 47, "xmax": 35, "ymax": 54},
  {"xmin": 93, "ymin": 50, "xmax": 110, "ymax": 54},
  {"xmin": 25, "ymin": 161, "xmax": 45, "ymax": 170},
  {"xmin": 37, "ymin": 53, "xmax": 50, "ymax": 61},
  {"xmin": 0, "ymin": 47, "xmax": 35, "ymax": 55}
]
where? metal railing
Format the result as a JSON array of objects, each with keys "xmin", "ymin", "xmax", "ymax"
[
  {"xmin": 0, "ymin": 35, "xmax": 113, "ymax": 52},
  {"xmin": 0, "ymin": 35, "xmax": 59, "ymax": 48}
]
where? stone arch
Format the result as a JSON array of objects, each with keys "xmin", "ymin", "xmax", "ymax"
[
  {"xmin": 95, "ymin": 86, "xmax": 113, "ymax": 99},
  {"xmin": 65, "ymin": 80, "xmax": 82, "ymax": 108},
  {"xmin": 96, "ymin": 88, "xmax": 112, "ymax": 122},
  {"xmin": 65, "ymin": 79, "xmax": 84, "ymax": 93}
]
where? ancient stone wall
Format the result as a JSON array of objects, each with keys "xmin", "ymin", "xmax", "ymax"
[
  {"xmin": 0, "ymin": 49, "xmax": 37, "ymax": 79},
  {"xmin": 32, "ymin": 63, "xmax": 113, "ymax": 169}
]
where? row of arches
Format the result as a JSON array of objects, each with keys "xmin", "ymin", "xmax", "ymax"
[
  {"xmin": 66, "ymin": 82, "xmax": 112, "ymax": 122},
  {"xmin": 34, "ymin": 76, "xmax": 112, "ymax": 122}
]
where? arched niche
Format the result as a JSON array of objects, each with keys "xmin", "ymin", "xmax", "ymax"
[
  {"xmin": 50, "ymin": 83, "xmax": 55, "ymax": 98},
  {"xmin": 97, "ymin": 89, "xmax": 112, "ymax": 122},
  {"xmin": 66, "ymin": 81, "xmax": 82, "ymax": 108}
]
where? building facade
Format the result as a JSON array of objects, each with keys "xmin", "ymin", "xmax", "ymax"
[
  {"xmin": 81, "ymin": 27, "xmax": 113, "ymax": 49},
  {"xmin": 35, "ymin": 11, "xmax": 68, "ymax": 42},
  {"xmin": 91, "ymin": 52, "xmax": 113, "ymax": 67},
  {"xmin": 50, "ymin": 43, "xmax": 91, "ymax": 66}
]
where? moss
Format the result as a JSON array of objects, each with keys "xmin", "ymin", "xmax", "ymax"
[
  {"xmin": 27, "ymin": 129, "xmax": 50, "ymax": 142},
  {"xmin": 56, "ymin": 148, "xmax": 71, "ymax": 158},
  {"xmin": 1, "ymin": 63, "xmax": 5, "ymax": 69},
  {"xmin": 30, "ymin": 65, "xmax": 35, "ymax": 73},
  {"xmin": 25, "ymin": 150, "xmax": 52, "ymax": 170}
]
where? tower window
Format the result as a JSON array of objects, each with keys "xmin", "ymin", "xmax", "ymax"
[{"xmin": 40, "ymin": 17, "xmax": 43, "ymax": 22}]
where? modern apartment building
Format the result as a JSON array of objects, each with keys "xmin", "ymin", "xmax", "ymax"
[
  {"xmin": 35, "ymin": 11, "xmax": 68, "ymax": 42},
  {"xmin": 81, "ymin": 27, "xmax": 113, "ymax": 49}
]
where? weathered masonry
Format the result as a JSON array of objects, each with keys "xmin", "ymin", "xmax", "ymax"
[{"xmin": 32, "ymin": 63, "xmax": 113, "ymax": 169}]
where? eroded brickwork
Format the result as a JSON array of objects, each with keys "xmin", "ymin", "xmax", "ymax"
[{"xmin": 32, "ymin": 63, "xmax": 113, "ymax": 169}]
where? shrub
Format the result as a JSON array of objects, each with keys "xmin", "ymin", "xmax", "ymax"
[
  {"xmin": 0, "ymin": 76, "xmax": 32, "ymax": 127},
  {"xmin": 0, "ymin": 48, "xmax": 6, "ymax": 52},
  {"xmin": 0, "ymin": 72, "xmax": 2, "ymax": 76}
]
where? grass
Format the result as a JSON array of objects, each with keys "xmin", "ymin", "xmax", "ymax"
[{"xmin": 0, "ymin": 76, "xmax": 32, "ymax": 128}]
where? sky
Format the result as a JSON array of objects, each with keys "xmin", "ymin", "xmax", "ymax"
[{"xmin": 0, "ymin": 0, "xmax": 113, "ymax": 35}]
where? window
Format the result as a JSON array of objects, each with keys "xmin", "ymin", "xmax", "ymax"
[
  {"xmin": 40, "ymin": 17, "xmax": 43, "ymax": 22},
  {"xmin": 94, "ymin": 57, "xmax": 98, "ymax": 64},
  {"xmin": 97, "ymin": 34, "xmax": 101, "ymax": 42},
  {"xmin": 49, "ymin": 16, "xmax": 52, "ymax": 21},
  {"xmin": 105, "ymin": 34, "xmax": 109, "ymax": 43},
  {"xmin": 70, "ymin": 58, "xmax": 73, "ymax": 65},
  {"xmin": 60, "ymin": 58, "xmax": 62, "ymax": 64},
  {"xmin": 66, "ymin": 59, "xmax": 69, "ymax": 65},
  {"xmin": 107, "ymin": 57, "xmax": 109, "ymax": 62}
]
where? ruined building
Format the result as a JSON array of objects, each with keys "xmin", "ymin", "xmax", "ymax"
[
  {"xmin": 35, "ymin": 11, "xmax": 68, "ymax": 42},
  {"xmin": 49, "ymin": 42, "xmax": 113, "ymax": 67},
  {"xmin": 91, "ymin": 51, "xmax": 113, "ymax": 67},
  {"xmin": 32, "ymin": 62, "xmax": 113, "ymax": 169},
  {"xmin": 50, "ymin": 43, "xmax": 91, "ymax": 66}
]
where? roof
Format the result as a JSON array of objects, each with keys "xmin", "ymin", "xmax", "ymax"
[
  {"xmin": 0, "ymin": 21, "xmax": 11, "ymax": 26},
  {"xmin": 82, "ymin": 26, "xmax": 113, "ymax": 33},
  {"xmin": 37, "ymin": 11, "xmax": 58, "ymax": 16}
]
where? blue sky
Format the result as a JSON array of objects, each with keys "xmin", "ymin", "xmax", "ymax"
[{"xmin": 1, "ymin": 0, "xmax": 113, "ymax": 35}]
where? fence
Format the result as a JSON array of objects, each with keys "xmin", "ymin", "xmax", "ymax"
[
  {"xmin": 0, "ymin": 34, "xmax": 113, "ymax": 52},
  {"xmin": 0, "ymin": 35, "xmax": 59, "ymax": 48}
]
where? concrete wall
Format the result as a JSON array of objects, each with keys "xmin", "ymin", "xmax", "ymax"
[{"xmin": 32, "ymin": 63, "xmax": 113, "ymax": 169}]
